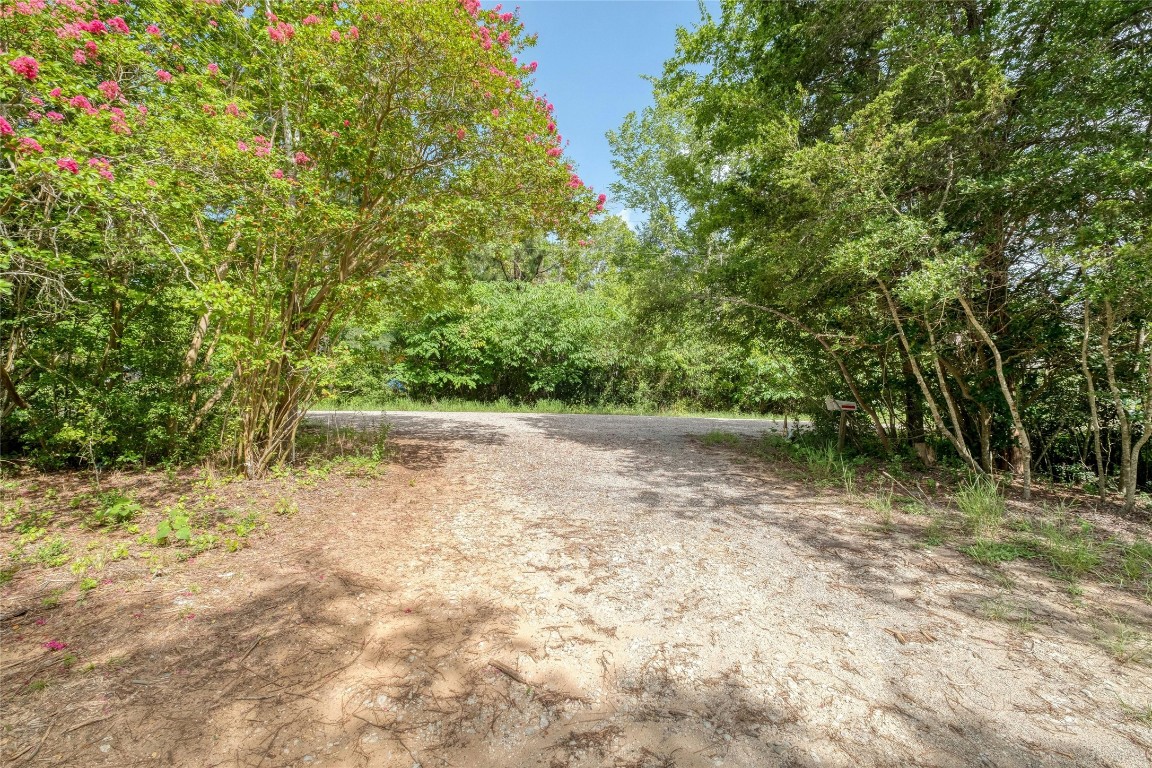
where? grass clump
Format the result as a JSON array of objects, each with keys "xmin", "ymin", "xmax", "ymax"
[
  {"xmin": 701, "ymin": 431, "xmax": 740, "ymax": 447},
  {"xmin": 1035, "ymin": 518, "xmax": 1103, "ymax": 578},
  {"xmin": 954, "ymin": 475, "xmax": 1005, "ymax": 536},
  {"xmin": 962, "ymin": 538, "xmax": 1035, "ymax": 566}
]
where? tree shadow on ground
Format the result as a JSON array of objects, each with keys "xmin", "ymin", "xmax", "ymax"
[{"xmin": 0, "ymin": 546, "xmax": 1124, "ymax": 768}]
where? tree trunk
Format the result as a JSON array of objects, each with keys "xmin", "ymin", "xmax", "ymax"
[
  {"xmin": 1081, "ymin": 307, "xmax": 1106, "ymax": 502},
  {"xmin": 958, "ymin": 294, "xmax": 1032, "ymax": 499}
]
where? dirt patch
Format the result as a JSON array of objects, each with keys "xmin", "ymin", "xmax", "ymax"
[{"xmin": 2, "ymin": 411, "xmax": 1151, "ymax": 767}]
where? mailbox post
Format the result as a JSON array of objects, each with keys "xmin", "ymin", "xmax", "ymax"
[{"xmin": 824, "ymin": 397, "xmax": 859, "ymax": 453}]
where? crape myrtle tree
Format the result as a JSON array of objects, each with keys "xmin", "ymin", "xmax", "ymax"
[
  {"xmin": 1, "ymin": 0, "xmax": 596, "ymax": 474},
  {"xmin": 618, "ymin": 0, "xmax": 1150, "ymax": 507}
]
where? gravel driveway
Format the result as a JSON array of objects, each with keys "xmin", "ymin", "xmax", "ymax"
[{"xmin": 300, "ymin": 410, "xmax": 1151, "ymax": 768}]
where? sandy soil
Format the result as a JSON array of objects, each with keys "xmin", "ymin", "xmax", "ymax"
[{"xmin": 2, "ymin": 411, "xmax": 1150, "ymax": 767}]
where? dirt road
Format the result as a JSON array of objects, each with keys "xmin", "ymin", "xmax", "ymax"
[{"xmin": 3, "ymin": 411, "xmax": 1150, "ymax": 767}]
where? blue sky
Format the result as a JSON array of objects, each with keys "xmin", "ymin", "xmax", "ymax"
[{"xmin": 515, "ymin": 1, "xmax": 717, "ymax": 221}]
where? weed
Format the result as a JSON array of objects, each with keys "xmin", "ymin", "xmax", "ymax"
[
  {"xmin": 27, "ymin": 680, "xmax": 48, "ymax": 692},
  {"xmin": 79, "ymin": 576, "xmax": 99, "ymax": 591},
  {"xmin": 89, "ymin": 491, "xmax": 141, "ymax": 528},
  {"xmin": 273, "ymin": 497, "xmax": 298, "ymax": 517},
  {"xmin": 866, "ymin": 483, "xmax": 895, "ymax": 526},
  {"xmin": 954, "ymin": 475, "xmax": 1005, "ymax": 536},
  {"xmin": 33, "ymin": 537, "xmax": 69, "ymax": 567},
  {"xmin": 154, "ymin": 504, "xmax": 192, "ymax": 545},
  {"xmin": 187, "ymin": 534, "xmax": 219, "ymax": 556},
  {"xmin": 977, "ymin": 596, "xmax": 1033, "ymax": 630},
  {"xmin": 1097, "ymin": 618, "xmax": 1151, "ymax": 665},
  {"xmin": 962, "ymin": 539, "xmax": 1034, "ymax": 566},
  {"xmin": 1120, "ymin": 701, "xmax": 1152, "ymax": 725},
  {"xmin": 701, "ymin": 431, "xmax": 740, "ymax": 448},
  {"xmin": 41, "ymin": 589, "xmax": 64, "ymax": 608},
  {"xmin": 109, "ymin": 542, "xmax": 130, "ymax": 561},
  {"xmin": 923, "ymin": 517, "xmax": 948, "ymax": 546},
  {"xmin": 0, "ymin": 565, "xmax": 16, "ymax": 585},
  {"xmin": 1117, "ymin": 539, "xmax": 1152, "ymax": 585},
  {"xmin": 1035, "ymin": 519, "xmax": 1102, "ymax": 577}
]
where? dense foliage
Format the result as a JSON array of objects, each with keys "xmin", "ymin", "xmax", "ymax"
[
  {"xmin": 2, "ymin": 0, "xmax": 594, "ymax": 473},
  {"xmin": 610, "ymin": 0, "xmax": 1150, "ymax": 508}
]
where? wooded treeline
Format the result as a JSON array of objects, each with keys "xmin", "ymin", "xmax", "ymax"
[{"xmin": 605, "ymin": 0, "xmax": 1150, "ymax": 508}]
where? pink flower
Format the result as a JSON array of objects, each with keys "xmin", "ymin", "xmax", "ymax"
[
  {"xmin": 267, "ymin": 21, "xmax": 295, "ymax": 42},
  {"xmin": 9, "ymin": 55, "xmax": 39, "ymax": 80},
  {"xmin": 497, "ymin": 31, "xmax": 511, "ymax": 46},
  {"xmin": 348, "ymin": 26, "xmax": 359, "ymax": 39},
  {"xmin": 73, "ymin": 50, "xmax": 88, "ymax": 65},
  {"xmin": 301, "ymin": 14, "xmax": 321, "ymax": 25},
  {"xmin": 546, "ymin": 121, "xmax": 556, "ymax": 133},
  {"xmin": 208, "ymin": 19, "xmax": 218, "ymax": 28},
  {"xmin": 28, "ymin": 110, "xmax": 42, "ymax": 121},
  {"xmin": 237, "ymin": 140, "xmax": 248, "ymax": 151},
  {"xmin": 528, "ymin": 61, "xmax": 538, "ymax": 72},
  {"xmin": 88, "ymin": 157, "xmax": 114, "ymax": 180},
  {"xmin": 46, "ymin": 111, "xmax": 64, "ymax": 123},
  {"xmin": 83, "ymin": 19, "xmax": 107, "ymax": 35},
  {"xmin": 293, "ymin": 151, "xmax": 310, "ymax": 166},
  {"xmin": 146, "ymin": 179, "xmax": 157, "ymax": 187},
  {"xmin": 546, "ymin": 147, "xmax": 561, "ymax": 157},
  {"xmin": 30, "ymin": 96, "xmax": 44, "ymax": 106},
  {"xmin": 42, "ymin": 640, "xmax": 68, "ymax": 651},
  {"xmin": 98, "ymin": 80, "xmax": 121, "ymax": 101},
  {"xmin": 491, "ymin": 109, "xmax": 500, "ymax": 117},
  {"xmin": 568, "ymin": 173, "xmax": 582, "ymax": 189},
  {"xmin": 146, "ymin": 24, "xmax": 161, "ymax": 37},
  {"xmin": 69, "ymin": 94, "xmax": 93, "ymax": 111},
  {"xmin": 596, "ymin": 202, "xmax": 605, "ymax": 211},
  {"xmin": 86, "ymin": 40, "xmax": 99, "ymax": 56},
  {"xmin": 272, "ymin": 169, "xmax": 284, "ymax": 178},
  {"xmin": 108, "ymin": 16, "xmax": 130, "ymax": 34},
  {"xmin": 500, "ymin": 12, "xmax": 514, "ymax": 22},
  {"xmin": 329, "ymin": 29, "xmax": 341, "ymax": 42},
  {"xmin": 56, "ymin": 158, "xmax": 79, "ymax": 174},
  {"xmin": 0, "ymin": 116, "xmax": 12, "ymax": 135},
  {"xmin": 598, "ymin": 193, "xmax": 607, "ymax": 204},
  {"xmin": 202, "ymin": 104, "xmax": 216, "ymax": 116},
  {"xmin": 225, "ymin": 103, "xmax": 240, "ymax": 117},
  {"xmin": 49, "ymin": 87, "xmax": 62, "ymax": 98},
  {"xmin": 156, "ymin": 69, "xmax": 172, "ymax": 83},
  {"xmin": 456, "ymin": 128, "xmax": 466, "ymax": 140},
  {"xmin": 137, "ymin": 104, "xmax": 147, "ymax": 116}
]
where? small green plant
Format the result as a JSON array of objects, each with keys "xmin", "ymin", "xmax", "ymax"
[
  {"xmin": 701, "ymin": 431, "xmax": 740, "ymax": 448},
  {"xmin": 923, "ymin": 516, "xmax": 948, "ymax": 546},
  {"xmin": 866, "ymin": 483, "xmax": 895, "ymax": 526},
  {"xmin": 1120, "ymin": 701, "xmax": 1152, "ymax": 725},
  {"xmin": 154, "ymin": 505, "xmax": 192, "ymax": 545},
  {"xmin": 273, "ymin": 497, "xmax": 298, "ymax": 517},
  {"xmin": 33, "ymin": 537, "xmax": 70, "ymax": 567},
  {"xmin": 27, "ymin": 680, "xmax": 48, "ymax": 692},
  {"xmin": 1097, "ymin": 617, "xmax": 1151, "ymax": 665},
  {"xmin": 954, "ymin": 475, "xmax": 1005, "ymax": 536},
  {"xmin": 78, "ymin": 577, "xmax": 99, "ymax": 592},
  {"xmin": 0, "ymin": 565, "xmax": 17, "ymax": 586},
  {"xmin": 89, "ymin": 491, "xmax": 142, "ymax": 528}
]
